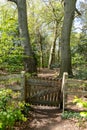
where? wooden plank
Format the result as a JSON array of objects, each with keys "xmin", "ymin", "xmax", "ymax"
[
  {"xmin": 28, "ymin": 99, "xmax": 59, "ymax": 106},
  {"xmin": 48, "ymin": 93, "xmax": 51, "ymax": 102},
  {"xmin": 26, "ymin": 77, "xmax": 61, "ymax": 106},
  {"xmin": 27, "ymin": 86, "xmax": 61, "ymax": 95},
  {"xmin": 56, "ymin": 92, "xmax": 59, "ymax": 102},
  {"xmin": 67, "ymin": 79, "xmax": 87, "ymax": 85},
  {"xmin": 44, "ymin": 95, "xmax": 47, "ymax": 101},
  {"xmin": 29, "ymin": 86, "xmax": 45, "ymax": 92},
  {"xmin": 65, "ymin": 102, "xmax": 75, "ymax": 106},
  {"xmin": 20, "ymin": 71, "xmax": 25, "ymax": 101},
  {"xmin": 7, "ymin": 85, "xmax": 21, "ymax": 91},
  {"xmin": 51, "ymin": 93, "xmax": 54, "ymax": 101},
  {"xmin": 61, "ymin": 72, "xmax": 87, "ymax": 113},
  {"xmin": 29, "ymin": 87, "xmax": 59, "ymax": 99},
  {"xmin": 61, "ymin": 72, "xmax": 68, "ymax": 113},
  {"xmin": 0, "ymin": 74, "xmax": 21, "ymax": 81},
  {"xmin": 65, "ymin": 91, "xmax": 87, "ymax": 95},
  {"xmin": 27, "ymin": 79, "xmax": 60, "ymax": 87}
]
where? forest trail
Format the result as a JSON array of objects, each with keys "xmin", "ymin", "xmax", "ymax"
[
  {"xmin": 22, "ymin": 106, "xmax": 80, "ymax": 130},
  {"xmin": 15, "ymin": 68, "xmax": 87, "ymax": 130},
  {"xmin": 23, "ymin": 68, "xmax": 86, "ymax": 130},
  {"xmin": 37, "ymin": 68, "xmax": 59, "ymax": 78}
]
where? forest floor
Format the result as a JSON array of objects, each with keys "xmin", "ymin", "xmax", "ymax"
[
  {"xmin": 12, "ymin": 68, "xmax": 87, "ymax": 130},
  {"xmin": 15, "ymin": 105, "xmax": 87, "ymax": 130}
]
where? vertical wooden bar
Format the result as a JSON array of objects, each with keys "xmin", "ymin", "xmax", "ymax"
[
  {"xmin": 61, "ymin": 72, "xmax": 68, "ymax": 114},
  {"xmin": 20, "ymin": 71, "xmax": 25, "ymax": 101}
]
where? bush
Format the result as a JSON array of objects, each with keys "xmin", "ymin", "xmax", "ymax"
[
  {"xmin": 73, "ymin": 67, "xmax": 87, "ymax": 80},
  {"xmin": 0, "ymin": 89, "xmax": 27, "ymax": 130},
  {"xmin": 73, "ymin": 97, "xmax": 87, "ymax": 118},
  {"xmin": 61, "ymin": 111, "xmax": 82, "ymax": 119}
]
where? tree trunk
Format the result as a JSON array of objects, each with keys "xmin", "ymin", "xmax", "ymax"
[
  {"xmin": 48, "ymin": 21, "xmax": 58, "ymax": 69},
  {"xmin": 8, "ymin": 0, "xmax": 37, "ymax": 73},
  {"xmin": 60, "ymin": 0, "xmax": 77, "ymax": 77},
  {"xmin": 39, "ymin": 32, "xmax": 43, "ymax": 68}
]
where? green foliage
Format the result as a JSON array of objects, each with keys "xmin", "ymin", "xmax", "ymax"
[
  {"xmin": 0, "ymin": 89, "xmax": 27, "ymax": 130},
  {"xmin": 71, "ymin": 32, "xmax": 87, "ymax": 79},
  {"xmin": 61, "ymin": 111, "xmax": 82, "ymax": 119},
  {"xmin": 74, "ymin": 67, "xmax": 87, "ymax": 80},
  {"xmin": 27, "ymin": 0, "xmax": 63, "ymax": 68},
  {"xmin": 72, "ymin": 53, "xmax": 85, "ymax": 66},
  {"xmin": 0, "ymin": 5, "xmax": 24, "ymax": 73},
  {"xmin": 71, "ymin": 41, "xmax": 87, "ymax": 68},
  {"xmin": 62, "ymin": 110, "xmax": 87, "ymax": 128},
  {"xmin": 73, "ymin": 97, "xmax": 87, "ymax": 118}
]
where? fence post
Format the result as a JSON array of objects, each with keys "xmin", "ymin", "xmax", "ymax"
[
  {"xmin": 61, "ymin": 72, "xmax": 68, "ymax": 114},
  {"xmin": 20, "ymin": 71, "xmax": 26, "ymax": 101}
]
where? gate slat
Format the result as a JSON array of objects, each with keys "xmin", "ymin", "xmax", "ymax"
[
  {"xmin": 26, "ymin": 77, "xmax": 62, "ymax": 107},
  {"xmin": 29, "ymin": 100, "xmax": 59, "ymax": 106}
]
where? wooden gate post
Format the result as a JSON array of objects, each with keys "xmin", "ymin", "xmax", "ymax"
[
  {"xmin": 61, "ymin": 72, "xmax": 68, "ymax": 113},
  {"xmin": 20, "ymin": 71, "xmax": 26, "ymax": 101}
]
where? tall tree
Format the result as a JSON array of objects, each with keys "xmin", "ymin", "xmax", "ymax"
[
  {"xmin": 41, "ymin": 0, "xmax": 63, "ymax": 68},
  {"xmin": 8, "ymin": 0, "xmax": 37, "ymax": 73},
  {"xmin": 47, "ymin": 1, "xmax": 63, "ymax": 69},
  {"xmin": 60, "ymin": 0, "xmax": 77, "ymax": 77}
]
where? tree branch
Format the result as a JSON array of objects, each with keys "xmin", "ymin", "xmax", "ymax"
[
  {"xmin": 75, "ymin": 8, "xmax": 81, "ymax": 16},
  {"xmin": 8, "ymin": 0, "xmax": 17, "ymax": 4}
]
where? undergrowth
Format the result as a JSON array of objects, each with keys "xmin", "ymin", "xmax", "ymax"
[{"xmin": 0, "ymin": 89, "xmax": 28, "ymax": 130}]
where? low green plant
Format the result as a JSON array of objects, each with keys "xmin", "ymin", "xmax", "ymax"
[
  {"xmin": 61, "ymin": 110, "xmax": 87, "ymax": 129},
  {"xmin": 73, "ymin": 66, "xmax": 87, "ymax": 80},
  {"xmin": 0, "ymin": 89, "xmax": 27, "ymax": 130},
  {"xmin": 73, "ymin": 97, "xmax": 87, "ymax": 118},
  {"xmin": 0, "ymin": 7, "xmax": 24, "ymax": 73},
  {"xmin": 61, "ymin": 111, "xmax": 82, "ymax": 119},
  {"xmin": 62, "ymin": 97, "xmax": 87, "ymax": 120}
]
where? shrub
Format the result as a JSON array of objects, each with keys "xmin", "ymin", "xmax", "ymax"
[
  {"xmin": 0, "ymin": 89, "xmax": 27, "ymax": 130},
  {"xmin": 74, "ymin": 67, "xmax": 87, "ymax": 80},
  {"xmin": 61, "ymin": 111, "xmax": 82, "ymax": 119},
  {"xmin": 73, "ymin": 97, "xmax": 87, "ymax": 118}
]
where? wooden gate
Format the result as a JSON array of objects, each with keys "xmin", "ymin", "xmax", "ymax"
[{"xmin": 26, "ymin": 77, "xmax": 62, "ymax": 107}]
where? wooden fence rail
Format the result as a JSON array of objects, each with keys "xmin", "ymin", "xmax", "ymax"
[
  {"xmin": 62, "ymin": 72, "xmax": 87, "ymax": 113},
  {"xmin": 0, "ymin": 71, "xmax": 25, "ymax": 101},
  {"xmin": 0, "ymin": 72, "xmax": 62, "ymax": 107},
  {"xmin": 26, "ymin": 77, "xmax": 62, "ymax": 107}
]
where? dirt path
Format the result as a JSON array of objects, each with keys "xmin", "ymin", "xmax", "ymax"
[
  {"xmin": 38, "ymin": 68, "xmax": 59, "ymax": 78},
  {"xmin": 20, "ymin": 105, "xmax": 87, "ymax": 130},
  {"xmin": 16, "ymin": 105, "xmax": 87, "ymax": 130},
  {"xmin": 21, "ymin": 68, "xmax": 87, "ymax": 130},
  {"xmin": 14, "ymin": 68, "xmax": 87, "ymax": 130}
]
